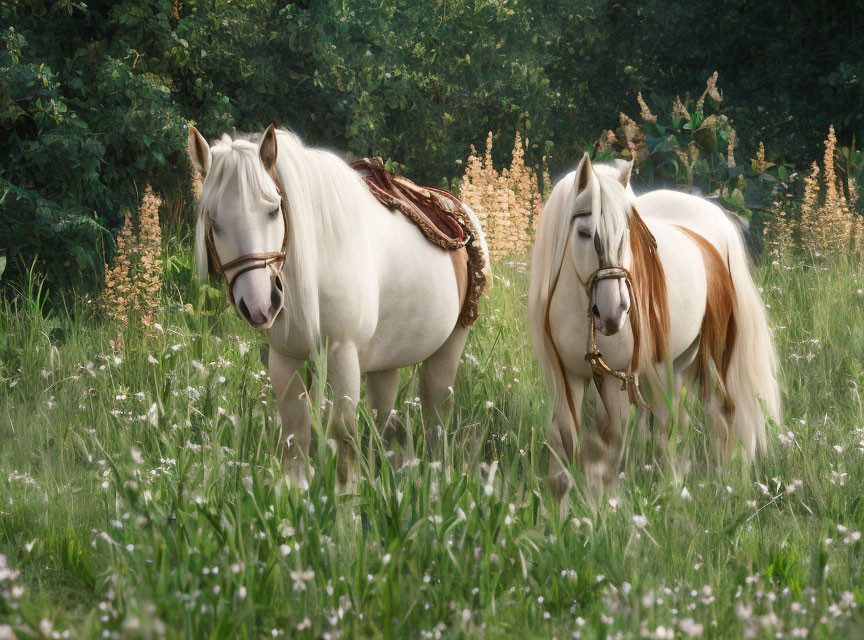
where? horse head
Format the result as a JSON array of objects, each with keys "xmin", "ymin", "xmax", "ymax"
[
  {"xmin": 189, "ymin": 124, "xmax": 287, "ymax": 330},
  {"xmin": 569, "ymin": 153, "xmax": 635, "ymax": 336}
]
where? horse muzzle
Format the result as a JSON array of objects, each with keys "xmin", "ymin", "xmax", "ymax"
[
  {"xmin": 589, "ymin": 269, "xmax": 632, "ymax": 336},
  {"xmin": 235, "ymin": 271, "xmax": 284, "ymax": 330}
]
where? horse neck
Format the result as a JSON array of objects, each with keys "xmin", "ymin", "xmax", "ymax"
[
  {"xmin": 272, "ymin": 142, "xmax": 371, "ymax": 342},
  {"xmin": 276, "ymin": 144, "xmax": 370, "ymax": 268},
  {"xmin": 626, "ymin": 208, "xmax": 669, "ymax": 367}
]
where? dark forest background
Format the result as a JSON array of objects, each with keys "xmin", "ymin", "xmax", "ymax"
[{"xmin": 2, "ymin": 0, "xmax": 863, "ymax": 293}]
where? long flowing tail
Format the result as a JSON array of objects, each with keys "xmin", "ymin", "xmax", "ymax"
[{"xmin": 724, "ymin": 225, "xmax": 781, "ymax": 458}]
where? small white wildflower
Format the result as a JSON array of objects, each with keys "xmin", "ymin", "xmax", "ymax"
[{"xmin": 679, "ymin": 617, "xmax": 704, "ymax": 637}]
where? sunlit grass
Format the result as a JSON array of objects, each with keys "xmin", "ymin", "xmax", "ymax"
[{"xmin": 1, "ymin": 247, "xmax": 863, "ymax": 638}]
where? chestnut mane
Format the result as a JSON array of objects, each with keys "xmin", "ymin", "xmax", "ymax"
[{"xmin": 627, "ymin": 205, "xmax": 669, "ymax": 370}]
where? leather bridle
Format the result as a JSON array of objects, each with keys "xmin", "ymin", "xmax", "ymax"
[
  {"xmin": 572, "ymin": 214, "xmax": 649, "ymax": 409},
  {"xmin": 204, "ymin": 171, "xmax": 290, "ymax": 310}
]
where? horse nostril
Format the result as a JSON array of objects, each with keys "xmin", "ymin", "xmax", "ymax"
[
  {"xmin": 592, "ymin": 304, "xmax": 600, "ymax": 318},
  {"xmin": 238, "ymin": 297, "xmax": 251, "ymax": 322},
  {"xmin": 270, "ymin": 285, "xmax": 282, "ymax": 311}
]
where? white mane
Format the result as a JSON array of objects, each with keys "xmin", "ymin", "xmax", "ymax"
[
  {"xmin": 527, "ymin": 161, "xmax": 634, "ymax": 408},
  {"xmin": 593, "ymin": 159, "xmax": 637, "ymax": 200},
  {"xmin": 195, "ymin": 135, "xmax": 280, "ymax": 280},
  {"xmin": 195, "ymin": 129, "xmax": 380, "ymax": 344}
]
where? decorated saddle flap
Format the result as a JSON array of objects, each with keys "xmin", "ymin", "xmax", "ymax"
[{"xmin": 351, "ymin": 156, "xmax": 485, "ymax": 326}]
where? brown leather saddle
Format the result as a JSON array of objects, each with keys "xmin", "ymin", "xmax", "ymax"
[{"xmin": 351, "ymin": 157, "xmax": 485, "ymax": 326}]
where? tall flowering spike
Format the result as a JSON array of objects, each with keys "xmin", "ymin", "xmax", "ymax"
[
  {"xmin": 697, "ymin": 71, "xmax": 722, "ymax": 110},
  {"xmin": 637, "ymin": 92, "xmax": 657, "ymax": 124},
  {"xmin": 799, "ymin": 161, "xmax": 828, "ymax": 255},
  {"xmin": 101, "ymin": 184, "xmax": 164, "ymax": 328},
  {"xmin": 192, "ymin": 169, "xmax": 204, "ymax": 203},
  {"xmin": 671, "ymin": 95, "xmax": 690, "ymax": 121},
  {"xmin": 101, "ymin": 210, "xmax": 136, "ymax": 324},
  {"xmin": 726, "ymin": 129, "xmax": 737, "ymax": 168},
  {"xmin": 618, "ymin": 112, "xmax": 645, "ymax": 162},
  {"xmin": 137, "ymin": 184, "xmax": 164, "ymax": 324},
  {"xmin": 752, "ymin": 141, "xmax": 772, "ymax": 175},
  {"xmin": 706, "ymin": 71, "xmax": 722, "ymax": 102},
  {"xmin": 619, "ymin": 112, "xmax": 639, "ymax": 143},
  {"xmin": 823, "ymin": 125, "xmax": 840, "ymax": 210},
  {"xmin": 508, "ymin": 132, "xmax": 542, "ymax": 247},
  {"xmin": 764, "ymin": 205, "xmax": 793, "ymax": 255},
  {"xmin": 597, "ymin": 129, "xmax": 617, "ymax": 153},
  {"xmin": 459, "ymin": 131, "xmax": 543, "ymax": 260},
  {"xmin": 483, "ymin": 131, "xmax": 495, "ymax": 175},
  {"xmin": 820, "ymin": 125, "xmax": 856, "ymax": 254}
]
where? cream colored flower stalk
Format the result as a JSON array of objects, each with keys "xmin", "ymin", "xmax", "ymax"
[
  {"xmin": 637, "ymin": 92, "xmax": 657, "ymax": 124},
  {"xmin": 672, "ymin": 96, "xmax": 690, "ymax": 121},
  {"xmin": 726, "ymin": 129, "xmax": 737, "ymax": 169},
  {"xmin": 697, "ymin": 71, "xmax": 722, "ymax": 110},
  {"xmin": 101, "ymin": 184, "xmax": 164, "ymax": 328}
]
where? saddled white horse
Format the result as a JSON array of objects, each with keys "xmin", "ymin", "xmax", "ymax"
[
  {"xmin": 187, "ymin": 125, "xmax": 489, "ymax": 485},
  {"xmin": 529, "ymin": 154, "xmax": 780, "ymax": 496}
]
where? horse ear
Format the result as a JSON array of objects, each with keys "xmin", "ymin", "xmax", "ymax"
[
  {"xmin": 259, "ymin": 123, "xmax": 278, "ymax": 171},
  {"xmin": 575, "ymin": 152, "xmax": 593, "ymax": 194},
  {"xmin": 187, "ymin": 125, "xmax": 211, "ymax": 176},
  {"xmin": 618, "ymin": 159, "xmax": 634, "ymax": 188}
]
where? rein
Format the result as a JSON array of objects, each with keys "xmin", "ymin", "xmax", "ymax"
[{"xmin": 204, "ymin": 169, "xmax": 290, "ymax": 309}]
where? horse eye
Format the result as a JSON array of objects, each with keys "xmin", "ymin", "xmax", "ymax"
[
  {"xmin": 578, "ymin": 229, "xmax": 592, "ymax": 239},
  {"xmin": 268, "ymin": 208, "xmax": 280, "ymax": 219}
]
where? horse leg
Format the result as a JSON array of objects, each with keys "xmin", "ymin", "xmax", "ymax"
[
  {"xmin": 548, "ymin": 373, "xmax": 587, "ymax": 499},
  {"xmin": 269, "ymin": 348, "xmax": 311, "ymax": 488},
  {"xmin": 593, "ymin": 375, "xmax": 629, "ymax": 487},
  {"xmin": 365, "ymin": 368, "xmax": 403, "ymax": 463},
  {"xmin": 327, "ymin": 341, "xmax": 362, "ymax": 486},
  {"xmin": 418, "ymin": 324, "xmax": 469, "ymax": 456}
]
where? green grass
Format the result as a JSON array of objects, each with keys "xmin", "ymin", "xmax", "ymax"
[{"xmin": 1, "ymin": 245, "xmax": 864, "ymax": 639}]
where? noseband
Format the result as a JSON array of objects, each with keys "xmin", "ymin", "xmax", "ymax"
[
  {"xmin": 204, "ymin": 171, "xmax": 290, "ymax": 310},
  {"xmin": 574, "ymin": 219, "xmax": 649, "ymax": 409}
]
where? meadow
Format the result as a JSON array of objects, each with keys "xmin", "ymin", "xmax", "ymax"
[{"xmin": 2, "ymin": 233, "xmax": 864, "ymax": 639}]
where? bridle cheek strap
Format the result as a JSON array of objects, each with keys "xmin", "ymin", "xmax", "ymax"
[
  {"xmin": 204, "ymin": 170, "xmax": 290, "ymax": 310},
  {"xmin": 221, "ymin": 252, "xmax": 286, "ymax": 306},
  {"xmin": 580, "ymin": 264, "xmax": 650, "ymax": 409}
]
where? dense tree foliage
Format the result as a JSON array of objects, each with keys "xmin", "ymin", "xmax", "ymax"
[{"xmin": 1, "ymin": 0, "xmax": 862, "ymax": 294}]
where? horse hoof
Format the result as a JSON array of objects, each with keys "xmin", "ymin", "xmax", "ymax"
[
  {"xmin": 284, "ymin": 460, "xmax": 309, "ymax": 490},
  {"xmin": 548, "ymin": 473, "xmax": 571, "ymax": 500}
]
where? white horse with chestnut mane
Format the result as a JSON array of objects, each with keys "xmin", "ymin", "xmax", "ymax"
[
  {"xmin": 528, "ymin": 154, "xmax": 780, "ymax": 496},
  {"xmin": 187, "ymin": 124, "xmax": 489, "ymax": 486}
]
